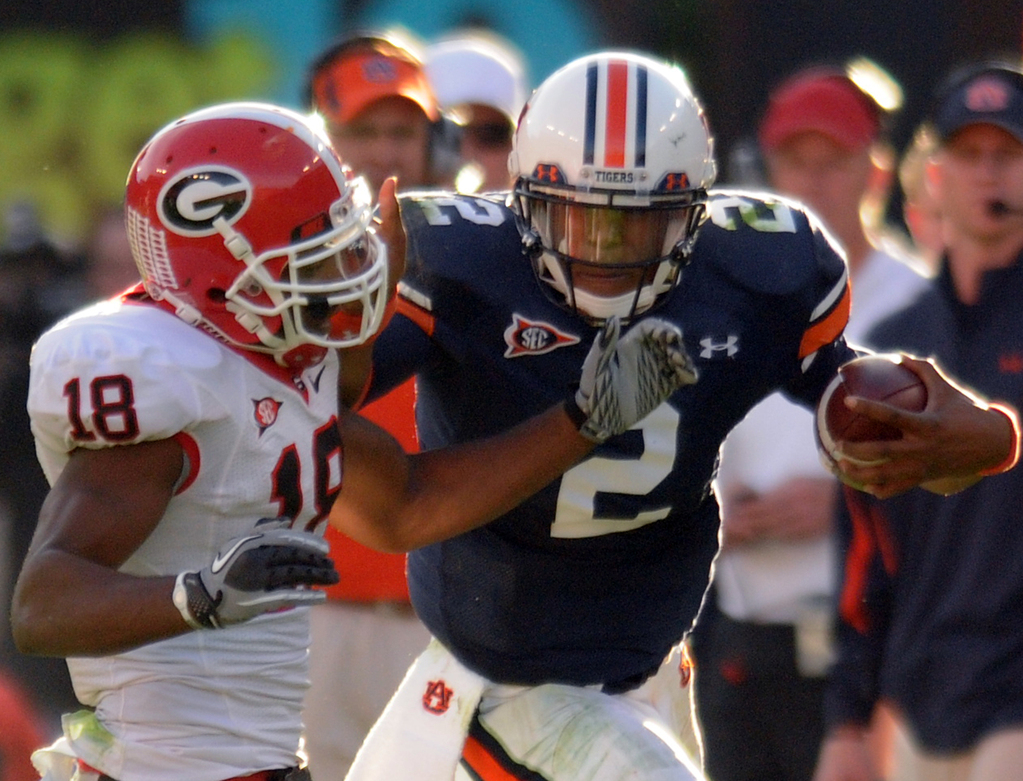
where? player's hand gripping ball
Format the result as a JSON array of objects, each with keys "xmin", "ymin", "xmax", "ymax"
[{"xmin": 816, "ymin": 354, "xmax": 927, "ymax": 469}]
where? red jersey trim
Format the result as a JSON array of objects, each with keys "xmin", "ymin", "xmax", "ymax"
[{"xmin": 171, "ymin": 431, "xmax": 200, "ymax": 494}]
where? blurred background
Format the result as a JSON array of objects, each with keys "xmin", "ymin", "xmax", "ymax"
[
  {"xmin": 1, "ymin": 0, "xmax": 1022, "ymax": 755},
  {"xmin": 1, "ymin": 0, "xmax": 1022, "ymax": 249}
]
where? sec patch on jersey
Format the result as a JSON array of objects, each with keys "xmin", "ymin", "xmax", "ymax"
[{"xmin": 816, "ymin": 354, "xmax": 927, "ymax": 467}]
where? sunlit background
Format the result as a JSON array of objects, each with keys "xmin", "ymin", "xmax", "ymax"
[{"xmin": 1, "ymin": 0, "xmax": 1022, "ymax": 248}]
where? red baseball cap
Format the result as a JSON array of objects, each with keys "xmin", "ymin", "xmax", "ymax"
[
  {"xmin": 310, "ymin": 39, "xmax": 439, "ymax": 125},
  {"xmin": 759, "ymin": 69, "xmax": 881, "ymax": 152}
]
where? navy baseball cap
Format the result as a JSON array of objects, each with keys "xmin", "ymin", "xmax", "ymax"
[{"xmin": 932, "ymin": 62, "xmax": 1023, "ymax": 144}]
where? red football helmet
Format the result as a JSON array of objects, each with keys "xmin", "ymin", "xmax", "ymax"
[{"xmin": 125, "ymin": 102, "xmax": 389, "ymax": 369}]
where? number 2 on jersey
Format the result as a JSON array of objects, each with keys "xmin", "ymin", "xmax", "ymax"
[{"xmin": 550, "ymin": 404, "xmax": 679, "ymax": 538}]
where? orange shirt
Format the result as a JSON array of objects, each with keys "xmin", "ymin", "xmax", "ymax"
[
  {"xmin": 0, "ymin": 671, "xmax": 46, "ymax": 781},
  {"xmin": 323, "ymin": 378, "xmax": 418, "ymax": 602}
]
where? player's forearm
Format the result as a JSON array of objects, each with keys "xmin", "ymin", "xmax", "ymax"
[
  {"xmin": 332, "ymin": 403, "xmax": 594, "ymax": 552},
  {"xmin": 402, "ymin": 403, "xmax": 594, "ymax": 547},
  {"xmin": 921, "ymin": 403, "xmax": 1020, "ymax": 494},
  {"xmin": 11, "ymin": 552, "xmax": 190, "ymax": 656}
]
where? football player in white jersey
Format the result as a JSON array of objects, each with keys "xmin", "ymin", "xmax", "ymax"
[{"xmin": 9, "ymin": 102, "xmax": 697, "ymax": 781}]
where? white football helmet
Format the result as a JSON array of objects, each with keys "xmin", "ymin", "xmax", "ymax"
[{"xmin": 510, "ymin": 51, "xmax": 716, "ymax": 323}]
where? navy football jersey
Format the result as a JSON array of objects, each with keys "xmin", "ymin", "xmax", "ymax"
[{"xmin": 369, "ymin": 189, "xmax": 855, "ymax": 688}]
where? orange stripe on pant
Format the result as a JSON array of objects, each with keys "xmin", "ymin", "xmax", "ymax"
[{"xmin": 462, "ymin": 735, "xmax": 522, "ymax": 780}]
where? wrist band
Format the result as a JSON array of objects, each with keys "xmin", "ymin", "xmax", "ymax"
[
  {"xmin": 979, "ymin": 403, "xmax": 1021, "ymax": 476},
  {"xmin": 173, "ymin": 571, "xmax": 219, "ymax": 630}
]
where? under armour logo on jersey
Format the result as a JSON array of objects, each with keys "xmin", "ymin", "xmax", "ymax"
[
  {"xmin": 504, "ymin": 314, "xmax": 581, "ymax": 357},
  {"xmin": 422, "ymin": 679, "xmax": 453, "ymax": 714},
  {"xmin": 699, "ymin": 335, "xmax": 739, "ymax": 359},
  {"xmin": 253, "ymin": 397, "xmax": 282, "ymax": 434},
  {"xmin": 159, "ymin": 166, "xmax": 252, "ymax": 236}
]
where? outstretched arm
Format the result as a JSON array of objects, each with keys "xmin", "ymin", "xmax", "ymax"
[
  {"xmin": 332, "ymin": 401, "xmax": 591, "ymax": 552},
  {"xmin": 832, "ymin": 356, "xmax": 1020, "ymax": 498},
  {"xmin": 812, "ymin": 726, "xmax": 879, "ymax": 781},
  {"xmin": 331, "ymin": 316, "xmax": 699, "ymax": 551}
]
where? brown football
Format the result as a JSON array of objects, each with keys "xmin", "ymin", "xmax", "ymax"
[{"xmin": 816, "ymin": 354, "xmax": 927, "ymax": 467}]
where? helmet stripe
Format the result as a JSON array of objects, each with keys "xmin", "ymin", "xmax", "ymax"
[
  {"xmin": 604, "ymin": 59, "xmax": 629, "ymax": 167},
  {"xmin": 580, "ymin": 60, "xmax": 651, "ymax": 171},
  {"xmin": 583, "ymin": 62, "xmax": 598, "ymax": 165},
  {"xmin": 635, "ymin": 65, "xmax": 648, "ymax": 167}
]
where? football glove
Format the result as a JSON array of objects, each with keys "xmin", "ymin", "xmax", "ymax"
[
  {"xmin": 568, "ymin": 316, "xmax": 698, "ymax": 443},
  {"xmin": 173, "ymin": 519, "xmax": 338, "ymax": 630}
]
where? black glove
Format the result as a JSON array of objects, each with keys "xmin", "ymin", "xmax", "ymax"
[{"xmin": 173, "ymin": 520, "xmax": 338, "ymax": 630}]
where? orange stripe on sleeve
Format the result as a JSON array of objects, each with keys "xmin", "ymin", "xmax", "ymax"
[
  {"xmin": 171, "ymin": 431, "xmax": 201, "ymax": 494},
  {"xmin": 798, "ymin": 281, "xmax": 851, "ymax": 359},
  {"xmin": 396, "ymin": 296, "xmax": 436, "ymax": 337}
]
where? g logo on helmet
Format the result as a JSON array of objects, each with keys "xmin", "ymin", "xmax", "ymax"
[{"xmin": 158, "ymin": 166, "xmax": 253, "ymax": 236}]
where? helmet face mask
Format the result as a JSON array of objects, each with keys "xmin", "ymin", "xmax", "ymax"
[
  {"xmin": 515, "ymin": 182, "xmax": 706, "ymax": 323},
  {"xmin": 215, "ymin": 184, "xmax": 387, "ymax": 351},
  {"xmin": 510, "ymin": 52, "xmax": 716, "ymax": 323},
  {"xmin": 125, "ymin": 102, "xmax": 389, "ymax": 369}
]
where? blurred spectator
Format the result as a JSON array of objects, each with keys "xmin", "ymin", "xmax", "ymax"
[
  {"xmin": 425, "ymin": 30, "xmax": 529, "ymax": 192},
  {"xmin": 897, "ymin": 122, "xmax": 944, "ymax": 270},
  {"xmin": 305, "ymin": 28, "xmax": 458, "ymax": 195},
  {"xmin": 815, "ymin": 60, "xmax": 1023, "ymax": 781},
  {"xmin": 691, "ymin": 63, "xmax": 929, "ymax": 781},
  {"xmin": 302, "ymin": 29, "xmax": 434, "ymax": 781},
  {"xmin": 0, "ymin": 203, "xmax": 84, "ymax": 739},
  {"xmin": 722, "ymin": 135, "xmax": 767, "ymax": 188},
  {"xmin": 0, "ymin": 669, "xmax": 47, "ymax": 781},
  {"xmin": 82, "ymin": 206, "xmax": 139, "ymax": 299}
]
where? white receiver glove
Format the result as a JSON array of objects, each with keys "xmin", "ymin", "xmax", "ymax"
[
  {"xmin": 567, "ymin": 316, "xmax": 698, "ymax": 443},
  {"xmin": 173, "ymin": 519, "xmax": 338, "ymax": 630}
]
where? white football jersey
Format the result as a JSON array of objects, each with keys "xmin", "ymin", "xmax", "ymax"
[{"xmin": 28, "ymin": 298, "xmax": 344, "ymax": 781}]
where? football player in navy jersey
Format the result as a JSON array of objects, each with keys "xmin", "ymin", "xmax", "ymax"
[
  {"xmin": 9, "ymin": 102, "xmax": 694, "ymax": 781},
  {"xmin": 332, "ymin": 52, "xmax": 1021, "ymax": 781}
]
